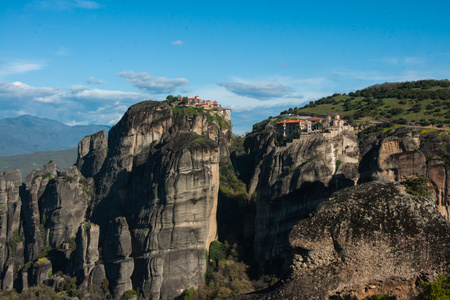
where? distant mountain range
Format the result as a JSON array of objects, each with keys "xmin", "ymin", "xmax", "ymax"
[
  {"xmin": 0, "ymin": 115, "xmax": 110, "ymax": 157},
  {"xmin": 0, "ymin": 148, "xmax": 78, "ymax": 179}
]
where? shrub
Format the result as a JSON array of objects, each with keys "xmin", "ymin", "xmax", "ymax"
[
  {"xmin": 401, "ymin": 176, "xmax": 432, "ymax": 198},
  {"xmin": 121, "ymin": 289, "xmax": 137, "ymax": 300},
  {"xmin": 183, "ymin": 287, "xmax": 195, "ymax": 300},
  {"xmin": 417, "ymin": 274, "xmax": 450, "ymax": 299}
]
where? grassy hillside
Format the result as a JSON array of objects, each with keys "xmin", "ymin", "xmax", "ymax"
[
  {"xmin": 0, "ymin": 148, "xmax": 77, "ymax": 179},
  {"xmin": 282, "ymin": 79, "xmax": 450, "ymax": 126}
]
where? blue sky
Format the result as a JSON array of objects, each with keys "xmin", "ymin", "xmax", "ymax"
[{"xmin": 0, "ymin": 0, "xmax": 449, "ymax": 134}]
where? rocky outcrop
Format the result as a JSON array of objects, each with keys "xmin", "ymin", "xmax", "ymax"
[
  {"xmin": 71, "ymin": 222, "xmax": 99, "ymax": 285},
  {"xmin": 103, "ymin": 217, "xmax": 133, "ymax": 299},
  {"xmin": 40, "ymin": 166, "xmax": 90, "ymax": 248},
  {"xmin": 0, "ymin": 101, "xmax": 231, "ymax": 299},
  {"xmin": 76, "ymin": 130, "xmax": 108, "ymax": 179},
  {"xmin": 236, "ymin": 181, "xmax": 450, "ymax": 299},
  {"xmin": 86, "ymin": 101, "xmax": 230, "ymax": 299},
  {"xmin": 245, "ymin": 127, "xmax": 359, "ymax": 272},
  {"xmin": 359, "ymin": 128, "xmax": 450, "ymax": 221},
  {"xmin": 0, "ymin": 169, "xmax": 23, "ymax": 290}
]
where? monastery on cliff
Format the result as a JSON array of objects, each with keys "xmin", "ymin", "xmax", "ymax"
[
  {"xmin": 175, "ymin": 95, "xmax": 231, "ymax": 122},
  {"xmin": 276, "ymin": 114, "xmax": 353, "ymax": 139}
]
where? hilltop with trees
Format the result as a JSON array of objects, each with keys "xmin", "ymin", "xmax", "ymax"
[{"xmin": 281, "ymin": 79, "xmax": 450, "ymax": 127}]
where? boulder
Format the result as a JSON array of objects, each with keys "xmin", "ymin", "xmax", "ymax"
[{"xmin": 235, "ymin": 181, "xmax": 450, "ymax": 299}]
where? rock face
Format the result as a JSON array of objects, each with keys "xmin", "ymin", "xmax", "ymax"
[
  {"xmin": 243, "ymin": 125, "xmax": 359, "ymax": 272},
  {"xmin": 0, "ymin": 100, "xmax": 231, "ymax": 299},
  {"xmin": 86, "ymin": 101, "xmax": 230, "ymax": 299},
  {"xmin": 359, "ymin": 128, "xmax": 450, "ymax": 221},
  {"xmin": 76, "ymin": 130, "xmax": 108, "ymax": 178},
  {"xmin": 41, "ymin": 166, "xmax": 90, "ymax": 248},
  {"xmin": 0, "ymin": 169, "xmax": 23, "ymax": 290},
  {"xmin": 103, "ymin": 217, "xmax": 133, "ymax": 298},
  {"xmin": 236, "ymin": 181, "xmax": 450, "ymax": 299}
]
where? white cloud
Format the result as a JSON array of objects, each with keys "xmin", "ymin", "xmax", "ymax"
[
  {"xmin": 0, "ymin": 81, "xmax": 150, "ymax": 126},
  {"xmin": 73, "ymin": 0, "xmax": 101, "ymax": 9},
  {"xmin": 378, "ymin": 56, "xmax": 424, "ymax": 66},
  {"xmin": 0, "ymin": 81, "xmax": 56, "ymax": 99},
  {"xmin": 118, "ymin": 71, "xmax": 189, "ymax": 94},
  {"xmin": 32, "ymin": 0, "xmax": 101, "ymax": 10},
  {"xmin": 56, "ymin": 47, "xmax": 69, "ymax": 56},
  {"xmin": 172, "ymin": 40, "xmax": 183, "ymax": 46},
  {"xmin": 0, "ymin": 61, "xmax": 44, "ymax": 77},
  {"xmin": 217, "ymin": 80, "xmax": 291, "ymax": 100},
  {"xmin": 87, "ymin": 76, "xmax": 106, "ymax": 85}
]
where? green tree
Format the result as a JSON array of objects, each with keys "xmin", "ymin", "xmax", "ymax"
[
  {"xmin": 417, "ymin": 274, "xmax": 450, "ymax": 299},
  {"xmin": 292, "ymin": 130, "xmax": 301, "ymax": 139}
]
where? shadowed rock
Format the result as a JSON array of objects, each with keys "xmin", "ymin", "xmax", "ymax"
[{"xmin": 235, "ymin": 181, "xmax": 450, "ymax": 299}]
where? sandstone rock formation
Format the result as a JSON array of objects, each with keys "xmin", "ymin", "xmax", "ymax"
[
  {"xmin": 0, "ymin": 100, "xmax": 232, "ymax": 299},
  {"xmin": 359, "ymin": 128, "xmax": 450, "ymax": 221},
  {"xmin": 242, "ymin": 122, "xmax": 359, "ymax": 273},
  {"xmin": 235, "ymin": 181, "xmax": 450, "ymax": 299},
  {"xmin": 86, "ymin": 101, "xmax": 231, "ymax": 299},
  {"xmin": 76, "ymin": 130, "xmax": 108, "ymax": 178},
  {"xmin": 6, "ymin": 101, "xmax": 450, "ymax": 300}
]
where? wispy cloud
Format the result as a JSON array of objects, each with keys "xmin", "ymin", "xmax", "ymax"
[
  {"xmin": 86, "ymin": 76, "xmax": 106, "ymax": 85},
  {"xmin": 378, "ymin": 56, "xmax": 424, "ymax": 66},
  {"xmin": 217, "ymin": 80, "xmax": 292, "ymax": 100},
  {"xmin": 332, "ymin": 70, "xmax": 433, "ymax": 82},
  {"xmin": 32, "ymin": 0, "xmax": 101, "ymax": 10},
  {"xmin": 117, "ymin": 71, "xmax": 189, "ymax": 94},
  {"xmin": 55, "ymin": 47, "xmax": 69, "ymax": 56},
  {"xmin": 172, "ymin": 40, "xmax": 183, "ymax": 46},
  {"xmin": 0, "ymin": 61, "xmax": 44, "ymax": 77},
  {"xmin": 0, "ymin": 81, "xmax": 149, "ymax": 126}
]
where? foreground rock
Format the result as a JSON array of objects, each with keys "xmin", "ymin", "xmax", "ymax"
[{"xmin": 236, "ymin": 181, "xmax": 450, "ymax": 299}]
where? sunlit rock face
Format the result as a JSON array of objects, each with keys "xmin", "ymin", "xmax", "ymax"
[
  {"xmin": 84, "ymin": 101, "xmax": 230, "ymax": 299},
  {"xmin": 359, "ymin": 128, "xmax": 450, "ymax": 221}
]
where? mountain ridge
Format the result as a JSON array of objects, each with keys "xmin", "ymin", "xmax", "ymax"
[{"xmin": 0, "ymin": 114, "xmax": 110, "ymax": 157}]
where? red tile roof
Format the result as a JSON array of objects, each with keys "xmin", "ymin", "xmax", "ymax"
[
  {"xmin": 276, "ymin": 120, "xmax": 306, "ymax": 124},
  {"xmin": 309, "ymin": 117, "xmax": 325, "ymax": 122}
]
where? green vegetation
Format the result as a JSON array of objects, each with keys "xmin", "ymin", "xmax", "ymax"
[
  {"xmin": 121, "ymin": 289, "xmax": 138, "ymax": 300},
  {"xmin": 219, "ymin": 163, "xmax": 248, "ymax": 199},
  {"xmin": 63, "ymin": 237, "xmax": 76, "ymax": 254},
  {"xmin": 416, "ymin": 274, "xmax": 450, "ymax": 299},
  {"xmin": 168, "ymin": 101, "xmax": 229, "ymax": 131},
  {"xmin": 7, "ymin": 232, "xmax": 21, "ymax": 256},
  {"xmin": 282, "ymin": 80, "xmax": 450, "ymax": 127},
  {"xmin": 0, "ymin": 284, "xmax": 59, "ymax": 299},
  {"xmin": 358, "ymin": 122, "xmax": 395, "ymax": 138},
  {"xmin": 190, "ymin": 241, "xmax": 254, "ymax": 299},
  {"xmin": 401, "ymin": 176, "xmax": 433, "ymax": 198},
  {"xmin": 184, "ymin": 287, "xmax": 195, "ymax": 300}
]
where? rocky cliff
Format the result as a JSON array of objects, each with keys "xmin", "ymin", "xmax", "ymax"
[
  {"xmin": 5, "ymin": 100, "xmax": 450, "ymax": 299},
  {"xmin": 86, "ymin": 101, "xmax": 230, "ymax": 299},
  {"xmin": 0, "ymin": 100, "xmax": 232, "ymax": 299},
  {"xmin": 240, "ymin": 121, "xmax": 360, "ymax": 273},
  {"xmin": 235, "ymin": 181, "xmax": 450, "ymax": 299},
  {"xmin": 236, "ymin": 124, "xmax": 450, "ymax": 279},
  {"xmin": 359, "ymin": 128, "xmax": 450, "ymax": 220}
]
